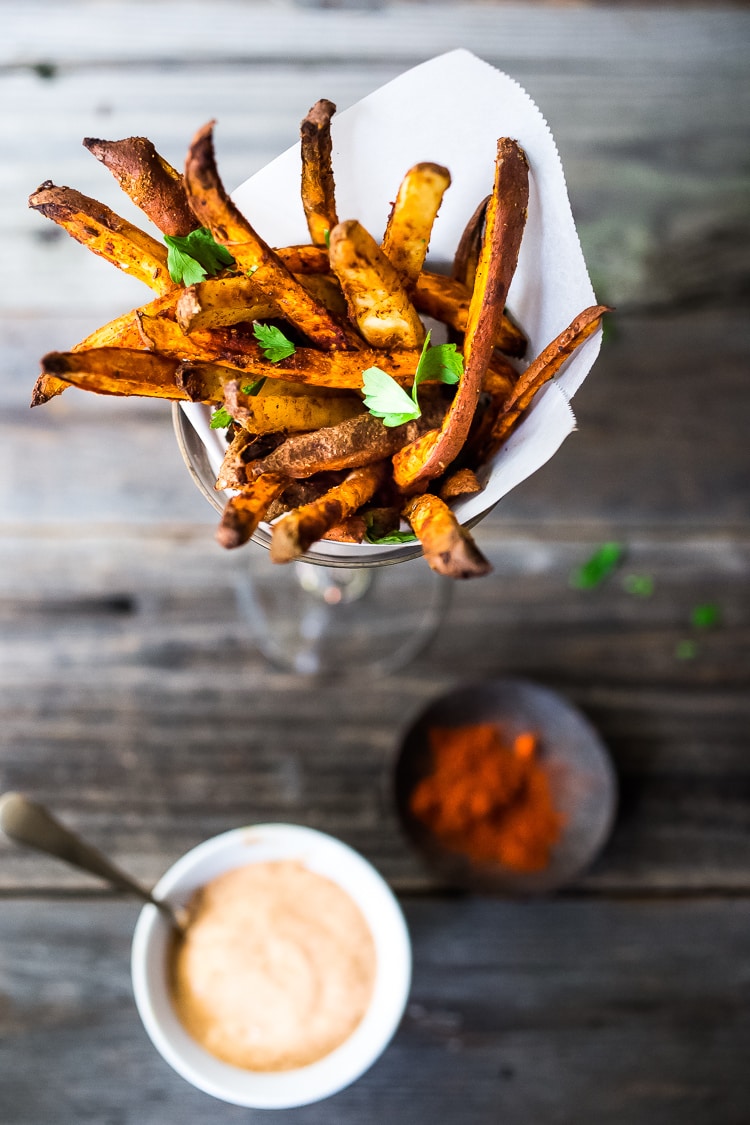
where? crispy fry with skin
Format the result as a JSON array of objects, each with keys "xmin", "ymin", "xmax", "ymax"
[
  {"xmin": 40, "ymin": 348, "xmax": 184, "ymax": 399},
  {"xmin": 176, "ymin": 343, "xmax": 443, "ymax": 401},
  {"xmin": 381, "ymin": 163, "xmax": 451, "ymax": 287},
  {"xmin": 216, "ymin": 472, "xmax": 291, "ymax": 550},
  {"xmin": 484, "ymin": 304, "xmax": 611, "ymax": 457},
  {"xmin": 329, "ymin": 220, "xmax": 426, "ymax": 349},
  {"xmin": 452, "ymin": 196, "xmax": 489, "ymax": 289},
  {"xmin": 439, "ymin": 467, "xmax": 482, "ymax": 500},
  {"xmin": 216, "ymin": 429, "xmax": 284, "ymax": 490},
  {"xmin": 413, "ymin": 272, "xmax": 527, "ymax": 358},
  {"xmin": 270, "ymin": 462, "xmax": 387, "ymax": 562},
  {"xmin": 300, "ymin": 99, "xmax": 338, "ymax": 248},
  {"xmin": 393, "ymin": 138, "xmax": 529, "ymax": 491},
  {"xmin": 183, "ymin": 122, "xmax": 354, "ymax": 351},
  {"xmin": 28, "ymin": 182, "xmax": 174, "ymax": 294},
  {"xmin": 176, "ymin": 277, "xmax": 276, "ymax": 332},
  {"xmin": 275, "ymin": 244, "xmax": 329, "ymax": 274},
  {"xmin": 223, "ymin": 384, "xmax": 364, "ymax": 434},
  {"xmin": 403, "ymin": 493, "xmax": 491, "ymax": 579},
  {"xmin": 82, "ymin": 136, "xmax": 197, "ymax": 237},
  {"xmin": 322, "ymin": 515, "xmax": 368, "ymax": 544},
  {"xmin": 249, "ymin": 405, "xmax": 443, "ymax": 479}
]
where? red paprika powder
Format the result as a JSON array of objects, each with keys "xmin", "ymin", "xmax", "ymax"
[{"xmin": 409, "ymin": 722, "xmax": 563, "ymax": 872}]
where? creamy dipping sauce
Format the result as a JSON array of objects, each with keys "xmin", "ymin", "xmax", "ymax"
[{"xmin": 170, "ymin": 859, "xmax": 377, "ymax": 1071}]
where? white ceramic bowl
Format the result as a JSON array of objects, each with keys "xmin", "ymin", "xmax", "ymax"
[{"xmin": 131, "ymin": 824, "xmax": 411, "ymax": 1108}]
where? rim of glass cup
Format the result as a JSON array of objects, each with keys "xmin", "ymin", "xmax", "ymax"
[
  {"xmin": 172, "ymin": 403, "xmax": 496, "ymax": 569},
  {"xmin": 131, "ymin": 824, "xmax": 412, "ymax": 1109}
]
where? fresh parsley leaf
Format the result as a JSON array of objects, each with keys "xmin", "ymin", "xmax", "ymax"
[
  {"xmin": 241, "ymin": 378, "xmax": 265, "ymax": 396},
  {"xmin": 164, "ymin": 227, "xmax": 235, "ymax": 286},
  {"xmin": 691, "ymin": 603, "xmax": 721, "ymax": 629},
  {"xmin": 365, "ymin": 529, "xmax": 418, "ymax": 545},
  {"xmin": 323, "ymin": 228, "xmax": 331, "ymax": 249},
  {"xmin": 362, "ymin": 366, "xmax": 420, "ymax": 427},
  {"xmin": 569, "ymin": 542, "xmax": 624, "ymax": 589},
  {"xmin": 253, "ymin": 323, "xmax": 296, "ymax": 362},
  {"xmin": 209, "ymin": 406, "xmax": 234, "ymax": 430},
  {"xmin": 362, "ymin": 331, "xmax": 464, "ymax": 428},
  {"xmin": 412, "ymin": 334, "xmax": 463, "ymax": 397},
  {"xmin": 623, "ymin": 573, "xmax": 654, "ymax": 597}
]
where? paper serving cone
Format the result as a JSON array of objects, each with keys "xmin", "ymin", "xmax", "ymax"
[{"xmin": 178, "ymin": 49, "xmax": 601, "ymax": 563}]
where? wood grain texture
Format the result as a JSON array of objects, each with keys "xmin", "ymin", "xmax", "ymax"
[
  {"xmin": 0, "ymin": 528, "xmax": 747, "ymax": 893},
  {"xmin": 1, "ymin": 5, "xmax": 749, "ymax": 1121},
  {"xmin": 1, "ymin": 897, "xmax": 749, "ymax": 1125}
]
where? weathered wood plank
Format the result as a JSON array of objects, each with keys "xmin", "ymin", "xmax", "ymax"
[
  {"xmin": 2, "ymin": 6, "xmax": 748, "ymax": 312},
  {"xmin": 0, "ymin": 529, "xmax": 747, "ymax": 892},
  {"xmin": 1, "ymin": 896, "xmax": 748, "ymax": 1124}
]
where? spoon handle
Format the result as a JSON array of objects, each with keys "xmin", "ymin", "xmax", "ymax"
[{"xmin": 0, "ymin": 791, "xmax": 172, "ymax": 918}]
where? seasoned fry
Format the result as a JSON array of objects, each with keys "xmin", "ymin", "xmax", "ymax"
[
  {"xmin": 402, "ymin": 493, "xmax": 491, "ymax": 579},
  {"xmin": 216, "ymin": 429, "xmax": 284, "ymax": 490},
  {"xmin": 270, "ymin": 462, "xmax": 387, "ymax": 562},
  {"xmin": 274, "ymin": 244, "xmax": 329, "ymax": 274},
  {"xmin": 249, "ymin": 398, "xmax": 445, "ymax": 479},
  {"xmin": 393, "ymin": 137, "xmax": 529, "ymax": 491},
  {"xmin": 28, "ymin": 182, "xmax": 174, "ymax": 295},
  {"xmin": 184, "ymin": 122, "xmax": 354, "ymax": 351},
  {"xmin": 381, "ymin": 163, "xmax": 451, "ymax": 287},
  {"xmin": 300, "ymin": 99, "xmax": 339, "ymax": 248},
  {"xmin": 439, "ymin": 467, "xmax": 482, "ymax": 500},
  {"xmin": 176, "ymin": 277, "xmax": 276, "ymax": 332},
  {"xmin": 222, "ymin": 384, "xmax": 364, "ymax": 434},
  {"xmin": 413, "ymin": 272, "xmax": 527, "ymax": 358},
  {"xmin": 83, "ymin": 136, "xmax": 197, "ymax": 237},
  {"xmin": 452, "ymin": 195, "xmax": 488, "ymax": 289},
  {"xmin": 40, "ymin": 348, "xmax": 184, "ymax": 399},
  {"xmin": 216, "ymin": 472, "xmax": 291, "ymax": 550},
  {"xmin": 484, "ymin": 304, "xmax": 611, "ymax": 456},
  {"xmin": 329, "ymin": 220, "xmax": 426, "ymax": 349},
  {"xmin": 176, "ymin": 345, "xmax": 437, "ymax": 400}
]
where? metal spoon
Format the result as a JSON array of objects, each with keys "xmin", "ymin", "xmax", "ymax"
[{"xmin": 0, "ymin": 791, "xmax": 187, "ymax": 933}]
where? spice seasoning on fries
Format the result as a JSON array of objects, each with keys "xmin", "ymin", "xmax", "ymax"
[
  {"xmin": 409, "ymin": 723, "xmax": 564, "ymax": 873},
  {"xmin": 30, "ymin": 98, "xmax": 610, "ymax": 578}
]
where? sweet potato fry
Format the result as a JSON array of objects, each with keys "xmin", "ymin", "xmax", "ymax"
[
  {"xmin": 216, "ymin": 472, "xmax": 291, "ymax": 550},
  {"xmin": 270, "ymin": 462, "xmax": 387, "ymax": 562},
  {"xmin": 184, "ymin": 122, "xmax": 354, "ymax": 351},
  {"xmin": 328, "ymin": 220, "xmax": 426, "ymax": 349},
  {"xmin": 381, "ymin": 163, "xmax": 451, "ymax": 287},
  {"xmin": 40, "ymin": 348, "xmax": 184, "ymax": 399},
  {"xmin": 402, "ymin": 493, "xmax": 491, "ymax": 579},
  {"xmin": 438, "ymin": 467, "xmax": 482, "ymax": 501},
  {"xmin": 176, "ymin": 277, "xmax": 276, "ymax": 332},
  {"xmin": 29, "ymin": 182, "xmax": 175, "ymax": 295},
  {"xmin": 82, "ymin": 136, "xmax": 197, "ymax": 237},
  {"xmin": 176, "ymin": 343, "xmax": 438, "ymax": 401},
  {"xmin": 413, "ymin": 272, "xmax": 527, "ymax": 358},
  {"xmin": 300, "ymin": 99, "xmax": 338, "ymax": 248},
  {"xmin": 393, "ymin": 138, "xmax": 529, "ymax": 491},
  {"xmin": 452, "ymin": 195, "xmax": 488, "ymax": 289},
  {"xmin": 248, "ymin": 394, "xmax": 446, "ymax": 479},
  {"xmin": 274, "ymin": 244, "xmax": 329, "ymax": 274},
  {"xmin": 223, "ymin": 383, "xmax": 364, "ymax": 434},
  {"xmin": 483, "ymin": 304, "xmax": 611, "ymax": 456},
  {"xmin": 215, "ymin": 429, "xmax": 284, "ymax": 490}
]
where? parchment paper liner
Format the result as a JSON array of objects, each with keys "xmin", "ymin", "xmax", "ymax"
[{"xmin": 179, "ymin": 49, "xmax": 600, "ymax": 562}]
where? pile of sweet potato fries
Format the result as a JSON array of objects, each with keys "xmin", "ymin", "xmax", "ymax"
[{"xmin": 30, "ymin": 100, "xmax": 608, "ymax": 578}]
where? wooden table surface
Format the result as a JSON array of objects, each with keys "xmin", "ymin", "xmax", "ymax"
[{"xmin": 2, "ymin": 3, "xmax": 749, "ymax": 1122}]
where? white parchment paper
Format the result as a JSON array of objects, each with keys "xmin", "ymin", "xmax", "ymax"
[{"xmin": 181, "ymin": 49, "xmax": 600, "ymax": 559}]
